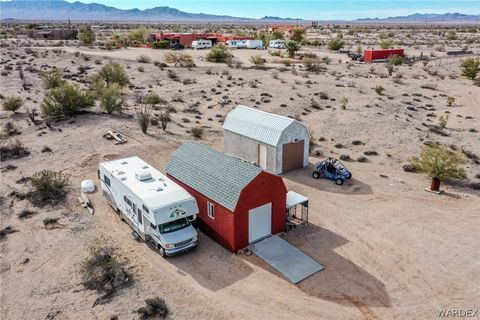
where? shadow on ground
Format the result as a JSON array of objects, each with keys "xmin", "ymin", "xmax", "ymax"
[
  {"xmin": 244, "ymin": 223, "xmax": 391, "ymax": 312},
  {"xmin": 282, "ymin": 166, "xmax": 373, "ymax": 195}
]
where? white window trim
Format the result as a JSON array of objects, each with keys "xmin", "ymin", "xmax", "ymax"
[{"xmin": 207, "ymin": 202, "xmax": 215, "ymax": 219}]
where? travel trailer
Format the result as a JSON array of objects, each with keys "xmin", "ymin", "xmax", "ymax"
[
  {"xmin": 99, "ymin": 156, "xmax": 199, "ymax": 257},
  {"xmin": 192, "ymin": 39, "xmax": 212, "ymax": 49},
  {"xmin": 227, "ymin": 39, "xmax": 263, "ymax": 49},
  {"xmin": 269, "ymin": 39, "xmax": 286, "ymax": 49}
]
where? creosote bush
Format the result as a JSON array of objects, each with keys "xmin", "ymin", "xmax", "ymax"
[
  {"xmin": 285, "ymin": 41, "xmax": 300, "ymax": 58},
  {"xmin": 137, "ymin": 55, "xmax": 151, "ymax": 63},
  {"xmin": 249, "ymin": 54, "xmax": 265, "ymax": 69},
  {"xmin": 2, "ymin": 96, "xmax": 23, "ymax": 113},
  {"xmin": 91, "ymin": 62, "xmax": 130, "ymax": 91},
  {"xmin": 100, "ymin": 83, "xmax": 122, "ymax": 114},
  {"xmin": 163, "ymin": 52, "xmax": 195, "ymax": 67},
  {"xmin": 41, "ymin": 68, "xmax": 66, "ymax": 89},
  {"xmin": 0, "ymin": 139, "xmax": 30, "ymax": 161},
  {"xmin": 206, "ymin": 44, "xmax": 233, "ymax": 63},
  {"xmin": 81, "ymin": 239, "xmax": 132, "ymax": 307},
  {"xmin": 374, "ymin": 85, "xmax": 385, "ymax": 95},
  {"xmin": 327, "ymin": 37, "xmax": 345, "ymax": 51},
  {"xmin": 41, "ymin": 83, "xmax": 95, "ymax": 118},
  {"xmin": 27, "ymin": 170, "xmax": 69, "ymax": 207},
  {"xmin": 137, "ymin": 297, "xmax": 170, "ymax": 320},
  {"xmin": 191, "ymin": 126, "xmax": 204, "ymax": 138},
  {"xmin": 461, "ymin": 57, "xmax": 480, "ymax": 80}
]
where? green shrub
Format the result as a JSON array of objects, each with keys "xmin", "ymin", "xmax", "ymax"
[
  {"xmin": 152, "ymin": 40, "xmax": 170, "ymax": 49},
  {"xmin": 303, "ymin": 58, "xmax": 321, "ymax": 72},
  {"xmin": 137, "ymin": 55, "xmax": 151, "ymax": 63},
  {"xmin": 27, "ymin": 170, "xmax": 69, "ymax": 207},
  {"xmin": 461, "ymin": 57, "xmax": 480, "ymax": 80},
  {"xmin": 379, "ymin": 38, "xmax": 394, "ymax": 49},
  {"xmin": 373, "ymin": 85, "xmax": 385, "ymax": 95},
  {"xmin": 127, "ymin": 27, "xmax": 150, "ymax": 42},
  {"xmin": 438, "ymin": 115, "xmax": 448, "ymax": 128},
  {"xmin": 41, "ymin": 68, "xmax": 66, "ymax": 89},
  {"xmin": 137, "ymin": 104, "xmax": 151, "ymax": 134},
  {"xmin": 163, "ymin": 52, "xmax": 195, "ymax": 67},
  {"xmin": 411, "ymin": 144, "xmax": 466, "ymax": 183},
  {"xmin": 191, "ymin": 126, "xmax": 204, "ymax": 138},
  {"xmin": 2, "ymin": 96, "xmax": 23, "ymax": 112},
  {"xmin": 339, "ymin": 97, "xmax": 348, "ymax": 109},
  {"xmin": 137, "ymin": 297, "xmax": 169, "ymax": 320},
  {"xmin": 446, "ymin": 96, "xmax": 455, "ymax": 107},
  {"xmin": 41, "ymin": 83, "xmax": 95, "ymax": 118},
  {"xmin": 91, "ymin": 62, "xmax": 130, "ymax": 91},
  {"xmin": 249, "ymin": 54, "xmax": 265, "ymax": 68},
  {"xmin": 206, "ymin": 45, "xmax": 233, "ymax": 63},
  {"xmin": 285, "ymin": 41, "xmax": 300, "ymax": 58},
  {"xmin": 327, "ymin": 37, "xmax": 345, "ymax": 51},
  {"xmin": 100, "ymin": 83, "xmax": 122, "ymax": 114},
  {"xmin": 78, "ymin": 27, "xmax": 96, "ymax": 45}
]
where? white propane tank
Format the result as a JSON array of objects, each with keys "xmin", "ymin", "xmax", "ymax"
[{"xmin": 81, "ymin": 179, "xmax": 95, "ymax": 193}]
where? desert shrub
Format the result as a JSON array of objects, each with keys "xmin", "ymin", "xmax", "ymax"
[
  {"xmin": 303, "ymin": 58, "xmax": 321, "ymax": 72},
  {"xmin": 191, "ymin": 126, "xmax": 204, "ymax": 138},
  {"xmin": 327, "ymin": 37, "xmax": 344, "ymax": 51},
  {"xmin": 250, "ymin": 54, "xmax": 265, "ymax": 69},
  {"xmin": 137, "ymin": 102, "xmax": 151, "ymax": 134},
  {"xmin": 43, "ymin": 217, "xmax": 59, "ymax": 225},
  {"xmin": 411, "ymin": 144, "xmax": 466, "ymax": 184},
  {"xmin": 402, "ymin": 163, "xmax": 417, "ymax": 172},
  {"xmin": 285, "ymin": 41, "xmax": 300, "ymax": 58},
  {"xmin": 163, "ymin": 52, "xmax": 195, "ymax": 67},
  {"xmin": 385, "ymin": 58, "xmax": 394, "ymax": 76},
  {"xmin": 282, "ymin": 59, "xmax": 291, "ymax": 66},
  {"xmin": 81, "ymin": 240, "xmax": 132, "ymax": 307},
  {"xmin": 41, "ymin": 146, "xmax": 52, "ymax": 153},
  {"xmin": 206, "ymin": 44, "xmax": 233, "ymax": 63},
  {"xmin": 461, "ymin": 57, "xmax": 480, "ymax": 80},
  {"xmin": 0, "ymin": 226, "xmax": 18, "ymax": 241},
  {"xmin": 137, "ymin": 55, "xmax": 151, "ymax": 63},
  {"xmin": 248, "ymin": 80, "xmax": 258, "ymax": 88},
  {"xmin": 2, "ymin": 122, "xmax": 21, "ymax": 137},
  {"xmin": 127, "ymin": 27, "xmax": 150, "ymax": 43},
  {"xmin": 0, "ymin": 139, "xmax": 30, "ymax": 161},
  {"xmin": 137, "ymin": 297, "xmax": 169, "ymax": 320},
  {"xmin": 41, "ymin": 83, "xmax": 95, "ymax": 118},
  {"xmin": 27, "ymin": 170, "xmax": 69, "ymax": 207},
  {"xmin": 2, "ymin": 96, "xmax": 23, "ymax": 112},
  {"xmin": 290, "ymin": 28, "xmax": 305, "ymax": 43},
  {"xmin": 379, "ymin": 38, "xmax": 394, "ymax": 49},
  {"xmin": 373, "ymin": 85, "xmax": 385, "ymax": 95},
  {"xmin": 339, "ymin": 97, "xmax": 348, "ymax": 110},
  {"xmin": 389, "ymin": 54, "xmax": 403, "ymax": 65},
  {"xmin": 41, "ymin": 68, "xmax": 66, "ymax": 89},
  {"xmin": 438, "ymin": 115, "xmax": 448, "ymax": 128},
  {"xmin": 91, "ymin": 62, "xmax": 130, "ymax": 89},
  {"xmin": 151, "ymin": 40, "xmax": 170, "ymax": 49},
  {"xmin": 18, "ymin": 209, "xmax": 38, "ymax": 219},
  {"xmin": 78, "ymin": 27, "xmax": 96, "ymax": 46},
  {"xmin": 447, "ymin": 96, "xmax": 455, "ymax": 107},
  {"xmin": 445, "ymin": 31, "xmax": 457, "ymax": 41},
  {"xmin": 100, "ymin": 83, "xmax": 122, "ymax": 114}
]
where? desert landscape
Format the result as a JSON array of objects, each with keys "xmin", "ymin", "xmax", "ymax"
[{"xmin": 1, "ymin": 9, "xmax": 480, "ymax": 320}]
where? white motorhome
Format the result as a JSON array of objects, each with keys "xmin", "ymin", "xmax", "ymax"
[
  {"xmin": 99, "ymin": 156, "xmax": 199, "ymax": 257},
  {"xmin": 192, "ymin": 39, "xmax": 212, "ymax": 50},
  {"xmin": 227, "ymin": 39, "xmax": 263, "ymax": 49},
  {"xmin": 269, "ymin": 39, "xmax": 286, "ymax": 49}
]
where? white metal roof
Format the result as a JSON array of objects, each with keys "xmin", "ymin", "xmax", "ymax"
[
  {"xmin": 223, "ymin": 105, "xmax": 296, "ymax": 146},
  {"xmin": 100, "ymin": 156, "xmax": 194, "ymax": 210},
  {"xmin": 286, "ymin": 191, "xmax": 309, "ymax": 208}
]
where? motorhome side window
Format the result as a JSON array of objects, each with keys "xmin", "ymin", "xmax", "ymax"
[
  {"xmin": 104, "ymin": 175, "xmax": 110, "ymax": 187},
  {"xmin": 142, "ymin": 204, "xmax": 149, "ymax": 213},
  {"xmin": 207, "ymin": 202, "xmax": 214, "ymax": 219}
]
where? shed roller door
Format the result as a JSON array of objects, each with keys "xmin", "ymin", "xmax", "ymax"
[
  {"xmin": 282, "ymin": 140, "xmax": 305, "ymax": 173},
  {"xmin": 249, "ymin": 203, "xmax": 272, "ymax": 243}
]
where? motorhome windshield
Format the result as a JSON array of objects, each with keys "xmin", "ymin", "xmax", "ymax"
[{"xmin": 159, "ymin": 218, "xmax": 190, "ymax": 234}]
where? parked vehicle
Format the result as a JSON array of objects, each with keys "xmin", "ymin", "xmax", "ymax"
[
  {"xmin": 192, "ymin": 39, "xmax": 212, "ymax": 50},
  {"xmin": 269, "ymin": 39, "xmax": 286, "ymax": 49},
  {"xmin": 312, "ymin": 158, "xmax": 352, "ymax": 185},
  {"xmin": 99, "ymin": 156, "xmax": 199, "ymax": 257},
  {"xmin": 171, "ymin": 43, "xmax": 184, "ymax": 50},
  {"xmin": 227, "ymin": 39, "xmax": 263, "ymax": 49}
]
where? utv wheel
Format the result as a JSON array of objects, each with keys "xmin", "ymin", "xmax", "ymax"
[
  {"xmin": 335, "ymin": 178, "xmax": 344, "ymax": 185},
  {"xmin": 346, "ymin": 173, "xmax": 352, "ymax": 179},
  {"xmin": 312, "ymin": 171, "xmax": 321, "ymax": 179}
]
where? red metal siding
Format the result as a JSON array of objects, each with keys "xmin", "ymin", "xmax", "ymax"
[
  {"xmin": 364, "ymin": 49, "xmax": 404, "ymax": 62},
  {"xmin": 234, "ymin": 172, "xmax": 287, "ymax": 250},
  {"xmin": 166, "ymin": 171, "xmax": 287, "ymax": 253}
]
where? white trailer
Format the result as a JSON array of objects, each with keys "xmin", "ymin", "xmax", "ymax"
[
  {"xmin": 269, "ymin": 39, "xmax": 286, "ymax": 49},
  {"xmin": 99, "ymin": 156, "xmax": 199, "ymax": 257},
  {"xmin": 192, "ymin": 39, "xmax": 212, "ymax": 50},
  {"xmin": 227, "ymin": 39, "xmax": 263, "ymax": 49}
]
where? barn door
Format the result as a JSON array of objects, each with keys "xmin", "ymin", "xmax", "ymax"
[
  {"xmin": 248, "ymin": 203, "xmax": 272, "ymax": 243},
  {"xmin": 257, "ymin": 144, "xmax": 267, "ymax": 170},
  {"xmin": 282, "ymin": 140, "xmax": 305, "ymax": 173}
]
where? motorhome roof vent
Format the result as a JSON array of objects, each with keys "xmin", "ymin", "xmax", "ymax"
[
  {"xmin": 135, "ymin": 170, "xmax": 152, "ymax": 181},
  {"xmin": 142, "ymin": 165, "xmax": 149, "ymax": 169},
  {"xmin": 155, "ymin": 185, "xmax": 163, "ymax": 192},
  {"xmin": 121, "ymin": 160, "xmax": 128, "ymax": 165},
  {"xmin": 117, "ymin": 171, "xmax": 125, "ymax": 175}
]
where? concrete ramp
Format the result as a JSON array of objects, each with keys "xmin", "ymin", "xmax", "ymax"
[{"xmin": 248, "ymin": 235, "xmax": 324, "ymax": 284}]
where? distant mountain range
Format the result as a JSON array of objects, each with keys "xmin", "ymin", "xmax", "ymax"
[
  {"xmin": 0, "ymin": 0, "xmax": 478, "ymax": 23},
  {"xmin": 0, "ymin": 0, "xmax": 300, "ymax": 22},
  {"xmin": 358, "ymin": 12, "xmax": 480, "ymax": 23}
]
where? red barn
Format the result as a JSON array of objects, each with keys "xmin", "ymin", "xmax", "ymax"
[
  {"xmin": 166, "ymin": 141, "xmax": 287, "ymax": 253},
  {"xmin": 364, "ymin": 49, "xmax": 404, "ymax": 62}
]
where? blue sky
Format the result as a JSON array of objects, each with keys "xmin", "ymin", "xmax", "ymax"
[{"xmin": 64, "ymin": 0, "xmax": 480, "ymax": 20}]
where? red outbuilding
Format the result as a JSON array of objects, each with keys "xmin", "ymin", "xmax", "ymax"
[
  {"xmin": 166, "ymin": 141, "xmax": 287, "ymax": 253},
  {"xmin": 364, "ymin": 49, "xmax": 404, "ymax": 62}
]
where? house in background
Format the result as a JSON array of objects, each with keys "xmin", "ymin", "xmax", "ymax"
[
  {"xmin": 166, "ymin": 141, "xmax": 287, "ymax": 253},
  {"xmin": 223, "ymin": 105, "xmax": 310, "ymax": 174}
]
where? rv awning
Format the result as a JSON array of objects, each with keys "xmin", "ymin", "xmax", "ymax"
[{"xmin": 286, "ymin": 191, "xmax": 308, "ymax": 209}]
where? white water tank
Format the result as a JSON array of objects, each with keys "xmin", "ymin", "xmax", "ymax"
[{"xmin": 81, "ymin": 180, "xmax": 95, "ymax": 193}]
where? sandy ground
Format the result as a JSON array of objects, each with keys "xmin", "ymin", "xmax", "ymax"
[{"xmin": 1, "ymin": 39, "xmax": 479, "ymax": 320}]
